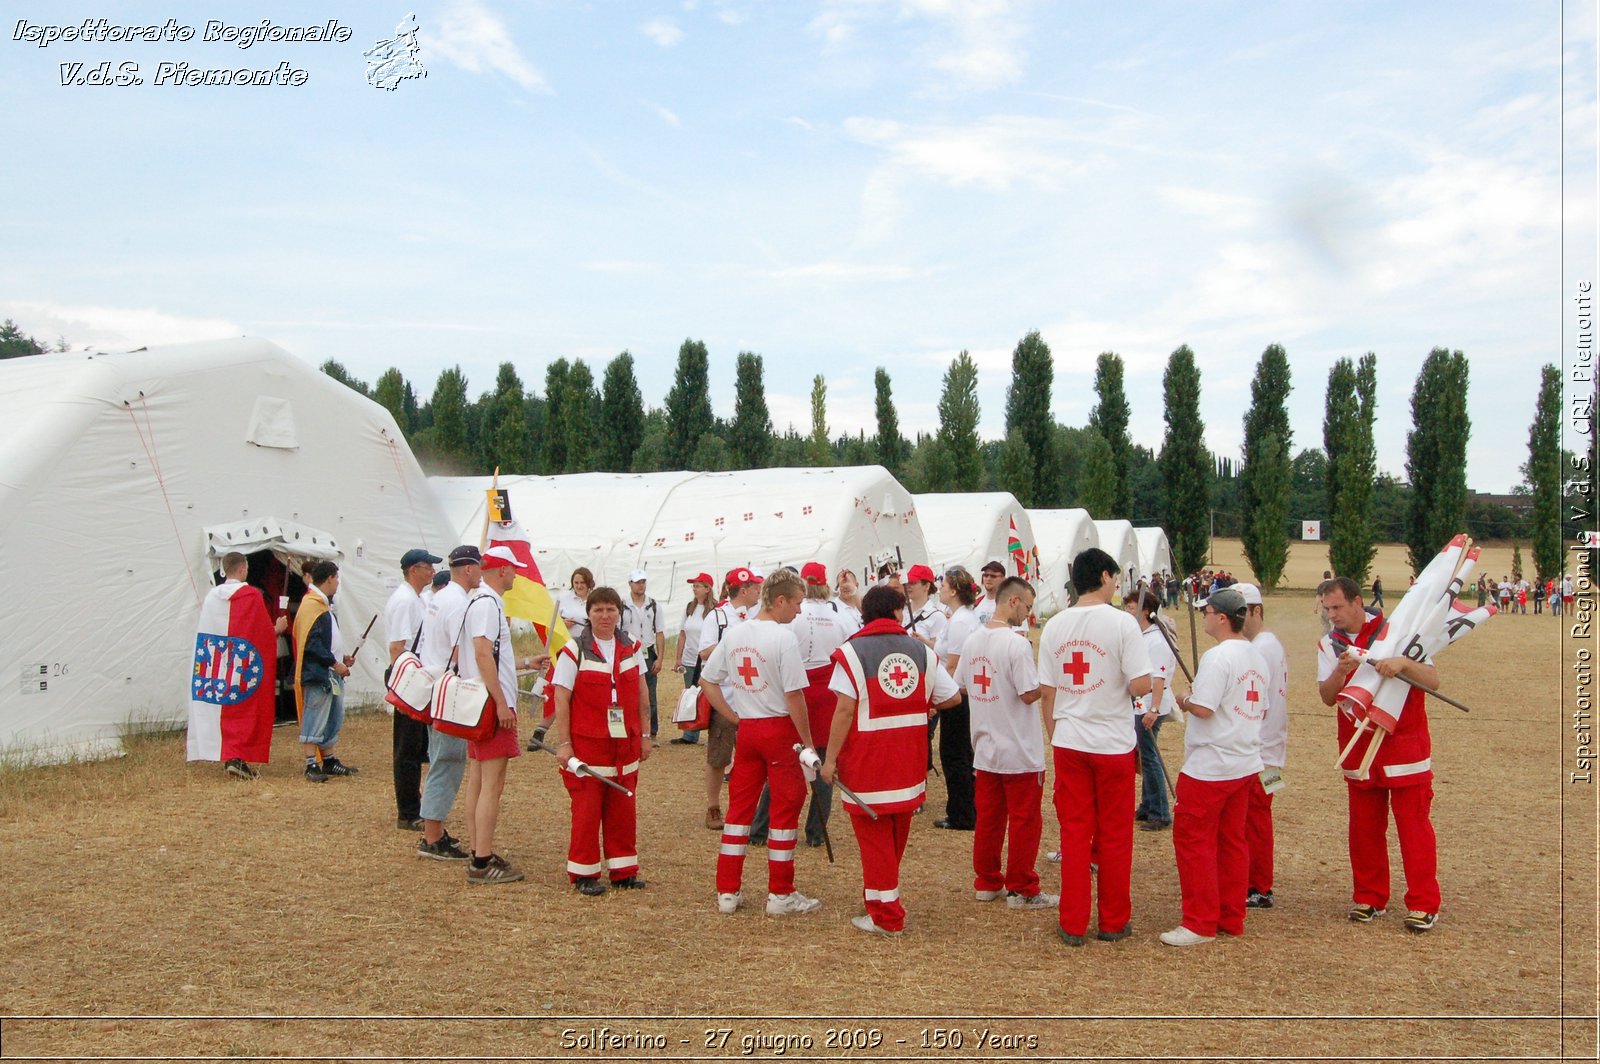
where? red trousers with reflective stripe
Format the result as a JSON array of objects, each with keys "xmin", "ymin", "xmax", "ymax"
[
  {"xmin": 1245, "ymin": 776, "xmax": 1274, "ymax": 893},
  {"xmin": 1173, "ymin": 772, "xmax": 1252, "ymax": 937},
  {"xmin": 718, "ymin": 716, "xmax": 805, "ymax": 895},
  {"xmin": 974, "ymin": 769, "xmax": 1044, "ymax": 896},
  {"xmin": 1052, "ymin": 746, "xmax": 1135, "ymax": 936},
  {"xmin": 849, "ymin": 808, "xmax": 913, "ymax": 932},
  {"xmin": 1347, "ymin": 780, "xmax": 1440, "ymax": 912},
  {"xmin": 562, "ymin": 733, "xmax": 638, "ymax": 882}
]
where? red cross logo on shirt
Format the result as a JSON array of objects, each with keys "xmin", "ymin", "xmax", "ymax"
[
  {"xmin": 1245, "ymin": 682, "xmax": 1260, "ymax": 707},
  {"xmin": 1061, "ymin": 651, "xmax": 1091, "ymax": 685},
  {"xmin": 973, "ymin": 667, "xmax": 993, "ymax": 695},
  {"xmin": 737, "ymin": 657, "xmax": 760, "ymax": 687}
]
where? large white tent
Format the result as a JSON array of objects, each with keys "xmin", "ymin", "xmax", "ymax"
[
  {"xmin": 912, "ymin": 493, "xmax": 1038, "ymax": 582},
  {"xmin": 430, "ymin": 466, "xmax": 928, "ymax": 627},
  {"xmin": 1091, "ymin": 519, "xmax": 1141, "ymax": 593},
  {"xmin": 1134, "ymin": 526, "xmax": 1174, "ymax": 581},
  {"xmin": 0, "ymin": 339, "xmax": 455, "ymax": 764},
  {"xmin": 1026, "ymin": 508, "xmax": 1097, "ymax": 616}
]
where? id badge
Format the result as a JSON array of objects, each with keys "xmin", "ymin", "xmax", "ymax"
[
  {"xmin": 1259, "ymin": 767, "xmax": 1285, "ymax": 795},
  {"xmin": 606, "ymin": 704, "xmax": 627, "ymax": 738}
]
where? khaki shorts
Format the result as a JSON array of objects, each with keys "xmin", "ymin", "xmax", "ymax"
[{"xmin": 707, "ymin": 711, "xmax": 738, "ymax": 768}]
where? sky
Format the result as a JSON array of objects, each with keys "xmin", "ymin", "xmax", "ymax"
[{"xmin": 3, "ymin": 1, "xmax": 1595, "ymax": 493}]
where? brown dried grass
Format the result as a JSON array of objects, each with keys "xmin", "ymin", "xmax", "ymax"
[{"xmin": 0, "ymin": 548, "xmax": 1593, "ymax": 1061}]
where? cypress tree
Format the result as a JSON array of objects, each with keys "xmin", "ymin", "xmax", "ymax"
[
  {"xmin": 937, "ymin": 352, "xmax": 983, "ymax": 491},
  {"xmin": 481, "ymin": 362, "xmax": 531, "ymax": 472},
  {"xmin": 1526, "ymin": 364, "xmax": 1563, "ymax": 582},
  {"xmin": 1003, "ymin": 330, "xmax": 1057, "ymax": 506},
  {"xmin": 874, "ymin": 367, "xmax": 905, "ymax": 475},
  {"xmin": 1322, "ymin": 358, "xmax": 1356, "ymax": 526},
  {"xmin": 1405, "ymin": 348, "xmax": 1471, "ymax": 573},
  {"xmin": 998, "ymin": 428, "xmax": 1033, "ymax": 504},
  {"xmin": 1325, "ymin": 354, "xmax": 1378, "ymax": 581},
  {"xmin": 563, "ymin": 359, "xmax": 597, "ymax": 473},
  {"xmin": 1161, "ymin": 346, "xmax": 1209, "ymax": 663},
  {"xmin": 598, "ymin": 352, "xmax": 645, "ymax": 472},
  {"xmin": 1239, "ymin": 344, "xmax": 1292, "ymax": 586},
  {"xmin": 1088, "ymin": 352, "xmax": 1132, "ymax": 516},
  {"xmin": 728, "ymin": 352, "xmax": 774, "ymax": 469},
  {"xmin": 541, "ymin": 359, "xmax": 570, "ymax": 474},
  {"xmin": 429, "ymin": 365, "xmax": 471, "ymax": 469},
  {"xmin": 664, "ymin": 338, "xmax": 714, "ymax": 469},
  {"xmin": 1080, "ymin": 428, "xmax": 1118, "ymax": 518},
  {"xmin": 808, "ymin": 374, "xmax": 831, "ymax": 466}
]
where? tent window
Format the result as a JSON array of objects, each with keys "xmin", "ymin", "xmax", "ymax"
[{"xmin": 246, "ymin": 396, "xmax": 298, "ymax": 449}]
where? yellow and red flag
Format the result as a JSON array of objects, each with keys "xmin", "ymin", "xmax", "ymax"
[{"xmin": 484, "ymin": 512, "xmax": 571, "ymax": 660}]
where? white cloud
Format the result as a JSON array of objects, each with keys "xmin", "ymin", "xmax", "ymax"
[
  {"xmin": 755, "ymin": 261, "xmax": 929, "ymax": 281},
  {"xmin": 640, "ymin": 17, "xmax": 685, "ymax": 47},
  {"xmin": 429, "ymin": 0, "xmax": 550, "ymax": 92},
  {"xmin": 810, "ymin": 0, "xmax": 1029, "ymax": 90},
  {"xmin": 0, "ymin": 301, "xmax": 243, "ymax": 351},
  {"xmin": 645, "ymin": 100, "xmax": 682, "ymax": 127},
  {"xmin": 581, "ymin": 260, "xmax": 659, "ymax": 274},
  {"xmin": 843, "ymin": 114, "xmax": 1088, "ymax": 191}
]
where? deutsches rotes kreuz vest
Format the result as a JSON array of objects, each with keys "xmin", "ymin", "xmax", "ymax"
[{"xmin": 831, "ymin": 623, "xmax": 939, "ymax": 814}]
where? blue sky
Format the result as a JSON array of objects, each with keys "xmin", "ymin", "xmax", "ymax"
[{"xmin": 4, "ymin": 1, "xmax": 1594, "ymax": 492}]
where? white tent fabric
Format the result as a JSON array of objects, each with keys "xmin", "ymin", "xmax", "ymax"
[
  {"xmin": 430, "ymin": 466, "xmax": 928, "ymax": 631},
  {"xmin": 912, "ymin": 493, "xmax": 1038, "ymax": 581},
  {"xmin": 0, "ymin": 339, "xmax": 455, "ymax": 764},
  {"xmin": 1091, "ymin": 519, "xmax": 1141, "ymax": 593},
  {"xmin": 1134, "ymin": 526, "xmax": 1174, "ymax": 582},
  {"xmin": 1026, "ymin": 508, "xmax": 1097, "ymax": 616}
]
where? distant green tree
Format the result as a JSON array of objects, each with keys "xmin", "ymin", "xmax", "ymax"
[
  {"xmin": 541, "ymin": 359, "xmax": 571, "ymax": 474},
  {"xmin": 1088, "ymin": 352, "xmax": 1132, "ymax": 515},
  {"xmin": 320, "ymin": 359, "xmax": 370, "ymax": 396},
  {"xmin": 0, "ymin": 319, "xmax": 47, "ymax": 359},
  {"xmin": 563, "ymin": 360, "xmax": 598, "ymax": 473},
  {"xmin": 598, "ymin": 351, "xmax": 645, "ymax": 472},
  {"xmin": 1405, "ymin": 348, "xmax": 1471, "ymax": 574},
  {"xmin": 665, "ymin": 338, "xmax": 714, "ymax": 469},
  {"xmin": 1525, "ymin": 364, "xmax": 1564, "ymax": 581},
  {"xmin": 936, "ymin": 352, "xmax": 983, "ymax": 490},
  {"xmin": 1160, "ymin": 345, "xmax": 1209, "ymax": 577},
  {"xmin": 874, "ymin": 367, "xmax": 906, "ymax": 475},
  {"xmin": 1003, "ymin": 330, "xmax": 1057, "ymax": 505},
  {"xmin": 428, "ymin": 365, "xmax": 471, "ymax": 470},
  {"xmin": 728, "ymin": 352, "xmax": 774, "ymax": 469},
  {"xmin": 482, "ymin": 362, "xmax": 532, "ymax": 472},
  {"xmin": 808, "ymin": 375, "xmax": 830, "ymax": 466},
  {"xmin": 691, "ymin": 432, "xmax": 730, "ymax": 472},
  {"xmin": 630, "ymin": 409, "xmax": 669, "ymax": 472},
  {"xmin": 998, "ymin": 428, "xmax": 1033, "ymax": 503},
  {"xmin": 1239, "ymin": 345, "xmax": 1292, "ymax": 586},
  {"xmin": 1290, "ymin": 448, "xmax": 1328, "ymax": 528},
  {"xmin": 1325, "ymin": 354, "xmax": 1378, "ymax": 581},
  {"xmin": 1079, "ymin": 428, "xmax": 1118, "ymax": 518},
  {"xmin": 372, "ymin": 367, "xmax": 413, "ymax": 434}
]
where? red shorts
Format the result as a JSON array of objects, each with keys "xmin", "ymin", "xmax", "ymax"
[{"xmin": 469, "ymin": 715, "xmax": 521, "ymax": 761}]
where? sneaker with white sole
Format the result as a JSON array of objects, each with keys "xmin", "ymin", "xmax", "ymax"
[
  {"xmin": 716, "ymin": 891, "xmax": 743, "ymax": 915},
  {"xmin": 1159, "ymin": 925, "xmax": 1215, "ymax": 947},
  {"xmin": 1006, "ymin": 891, "xmax": 1060, "ymax": 910},
  {"xmin": 1045, "ymin": 850, "xmax": 1062, "ymax": 863},
  {"xmin": 417, "ymin": 833, "xmax": 470, "ymax": 862},
  {"xmin": 766, "ymin": 891, "xmax": 822, "ymax": 916},
  {"xmin": 466, "ymin": 853, "xmax": 524, "ymax": 885},
  {"xmin": 850, "ymin": 913, "xmax": 902, "ymax": 937},
  {"xmin": 1403, "ymin": 910, "xmax": 1437, "ymax": 934},
  {"xmin": 975, "ymin": 889, "xmax": 1006, "ymax": 902},
  {"xmin": 1347, "ymin": 904, "xmax": 1387, "ymax": 923}
]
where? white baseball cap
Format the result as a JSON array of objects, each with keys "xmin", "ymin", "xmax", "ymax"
[{"xmin": 628, "ymin": 568, "xmax": 648, "ymax": 582}]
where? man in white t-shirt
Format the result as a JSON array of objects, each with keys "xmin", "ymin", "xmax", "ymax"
[
  {"xmin": 697, "ymin": 568, "xmax": 764, "ymax": 830},
  {"xmin": 622, "ymin": 569, "xmax": 667, "ymax": 740},
  {"xmin": 384, "ymin": 548, "xmax": 441, "ymax": 831},
  {"xmin": 1036, "ymin": 548, "xmax": 1152, "ymax": 946},
  {"xmin": 457, "ymin": 547, "xmax": 526, "ymax": 885},
  {"xmin": 956, "ymin": 576, "xmax": 1054, "ymax": 910},
  {"xmin": 700, "ymin": 570, "xmax": 821, "ymax": 917},
  {"xmin": 1160, "ymin": 587, "xmax": 1269, "ymax": 946},
  {"xmin": 974, "ymin": 560, "xmax": 1005, "ymax": 625},
  {"xmin": 414, "ymin": 545, "xmax": 479, "ymax": 862},
  {"xmin": 1236, "ymin": 583, "xmax": 1289, "ymax": 910}
]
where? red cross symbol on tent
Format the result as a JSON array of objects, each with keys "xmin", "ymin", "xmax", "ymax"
[
  {"xmin": 1061, "ymin": 652, "xmax": 1091, "ymax": 685},
  {"xmin": 737, "ymin": 657, "xmax": 760, "ymax": 687},
  {"xmin": 973, "ymin": 667, "xmax": 993, "ymax": 695}
]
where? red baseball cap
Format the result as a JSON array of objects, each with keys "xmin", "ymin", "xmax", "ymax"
[
  {"xmin": 726, "ymin": 566, "xmax": 764, "ymax": 588},
  {"xmin": 800, "ymin": 561, "xmax": 828, "ymax": 586},
  {"xmin": 905, "ymin": 563, "xmax": 936, "ymax": 585},
  {"xmin": 686, "ymin": 572, "xmax": 714, "ymax": 586},
  {"xmin": 480, "ymin": 546, "xmax": 518, "ymax": 570}
]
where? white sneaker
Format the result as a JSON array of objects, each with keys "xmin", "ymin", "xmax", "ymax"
[
  {"xmin": 1007, "ymin": 891, "xmax": 1060, "ymax": 910},
  {"xmin": 1045, "ymin": 850, "xmax": 1062, "ymax": 863},
  {"xmin": 716, "ymin": 891, "xmax": 743, "ymax": 915},
  {"xmin": 1159, "ymin": 925, "xmax": 1215, "ymax": 947},
  {"xmin": 975, "ymin": 889, "xmax": 1006, "ymax": 902},
  {"xmin": 850, "ymin": 913, "xmax": 902, "ymax": 937},
  {"xmin": 766, "ymin": 891, "xmax": 822, "ymax": 916}
]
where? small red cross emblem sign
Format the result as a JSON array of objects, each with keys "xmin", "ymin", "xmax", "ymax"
[
  {"xmin": 973, "ymin": 667, "xmax": 993, "ymax": 695},
  {"xmin": 737, "ymin": 657, "xmax": 760, "ymax": 687},
  {"xmin": 887, "ymin": 663, "xmax": 910, "ymax": 686},
  {"xmin": 1061, "ymin": 651, "xmax": 1091, "ymax": 685}
]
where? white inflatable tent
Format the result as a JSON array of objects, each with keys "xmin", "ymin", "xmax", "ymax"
[
  {"xmin": 1091, "ymin": 519, "xmax": 1141, "ymax": 594},
  {"xmin": 1134, "ymin": 526, "xmax": 1174, "ymax": 583},
  {"xmin": 430, "ymin": 466, "xmax": 929, "ymax": 630},
  {"xmin": 912, "ymin": 493, "xmax": 1038, "ymax": 583},
  {"xmin": 1026, "ymin": 508, "xmax": 1097, "ymax": 616},
  {"xmin": 0, "ymin": 339, "xmax": 455, "ymax": 764}
]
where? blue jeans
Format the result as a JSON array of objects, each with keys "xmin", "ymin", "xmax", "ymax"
[
  {"xmin": 420, "ymin": 729, "xmax": 467, "ymax": 822},
  {"xmin": 1135, "ymin": 716, "xmax": 1171, "ymax": 824},
  {"xmin": 299, "ymin": 683, "xmax": 344, "ymax": 749}
]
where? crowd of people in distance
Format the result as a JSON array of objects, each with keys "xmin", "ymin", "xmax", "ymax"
[{"xmin": 1475, "ymin": 572, "xmax": 1575, "ymax": 616}]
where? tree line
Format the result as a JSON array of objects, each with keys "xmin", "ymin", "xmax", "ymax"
[{"xmin": 0, "ymin": 317, "xmax": 1580, "ymax": 586}]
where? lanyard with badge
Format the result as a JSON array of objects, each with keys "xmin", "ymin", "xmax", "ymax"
[{"xmin": 602, "ymin": 638, "xmax": 628, "ymax": 738}]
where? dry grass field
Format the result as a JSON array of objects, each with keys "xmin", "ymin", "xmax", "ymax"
[{"xmin": 0, "ymin": 539, "xmax": 1593, "ymax": 1061}]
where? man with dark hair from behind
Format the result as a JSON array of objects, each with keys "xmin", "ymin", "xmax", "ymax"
[{"xmin": 294, "ymin": 559, "xmax": 356, "ymax": 783}]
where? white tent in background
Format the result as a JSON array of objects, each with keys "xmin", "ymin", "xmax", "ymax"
[
  {"xmin": 430, "ymin": 466, "xmax": 928, "ymax": 629},
  {"xmin": 0, "ymin": 339, "xmax": 455, "ymax": 765},
  {"xmin": 912, "ymin": 493, "xmax": 1039, "ymax": 582},
  {"xmin": 1134, "ymin": 526, "xmax": 1174, "ymax": 583},
  {"xmin": 1091, "ymin": 519, "xmax": 1141, "ymax": 593},
  {"xmin": 1026, "ymin": 508, "xmax": 1097, "ymax": 616}
]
